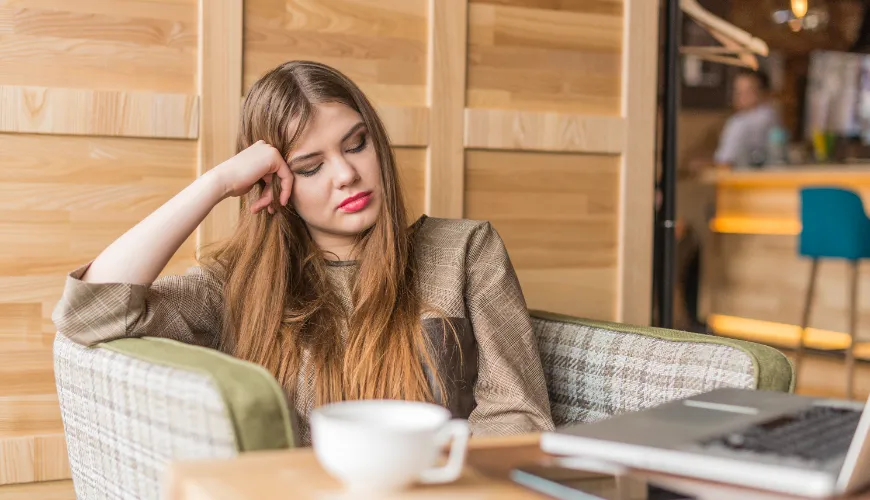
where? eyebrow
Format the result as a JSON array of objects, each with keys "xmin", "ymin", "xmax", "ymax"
[{"xmin": 288, "ymin": 122, "xmax": 366, "ymax": 165}]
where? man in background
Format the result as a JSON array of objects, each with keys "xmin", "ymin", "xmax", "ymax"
[{"xmin": 713, "ymin": 69, "xmax": 781, "ymax": 166}]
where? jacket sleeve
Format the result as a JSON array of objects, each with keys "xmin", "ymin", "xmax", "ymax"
[
  {"xmin": 464, "ymin": 222, "xmax": 555, "ymax": 435},
  {"xmin": 51, "ymin": 262, "xmax": 224, "ymax": 349}
]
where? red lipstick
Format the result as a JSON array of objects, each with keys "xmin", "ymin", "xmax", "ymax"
[{"xmin": 338, "ymin": 191, "xmax": 372, "ymax": 213}]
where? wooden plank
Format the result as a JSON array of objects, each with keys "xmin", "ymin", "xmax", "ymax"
[
  {"xmin": 0, "ymin": 86, "xmax": 199, "ymax": 139},
  {"xmin": 376, "ymin": 105, "xmax": 429, "ymax": 147},
  {"xmin": 465, "ymin": 150, "xmax": 619, "ymax": 319},
  {"xmin": 196, "ymin": 0, "xmax": 243, "ymax": 249},
  {"xmin": 466, "ymin": 2, "xmax": 622, "ymax": 114},
  {"xmin": 467, "ymin": 0, "xmax": 622, "ymax": 16},
  {"xmin": 394, "ymin": 147, "xmax": 427, "ymax": 222},
  {"xmin": 615, "ymin": 0, "xmax": 658, "ymax": 326},
  {"xmin": 0, "ymin": 396, "xmax": 62, "ymax": 436},
  {"xmin": 0, "ymin": 2, "xmax": 196, "ymax": 93},
  {"xmin": 0, "ymin": 479, "xmax": 75, "ymax": 500},
  {"xmin": 0, "ymin": 434, "xmax": 69, "ymax": 485},
  {"xmin": 425, "ymin": 0, "xmax": 467, "ymax": 218},
  {"xmin": 244, "ymin": 0, "xmax": 428, "ymax": 107},
  {"xmin": 464, "ymin": 109, "xmax": 625, "ymax": 154}
]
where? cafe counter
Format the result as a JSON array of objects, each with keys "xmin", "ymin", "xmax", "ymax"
[{"xmin": 698, "ymin": 164, "xmax": 870, "ymax": 356}]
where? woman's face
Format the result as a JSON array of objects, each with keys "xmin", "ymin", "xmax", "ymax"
[{"xmin": 287, "ymin": 102, "xmax": 383, "ymax": 255}]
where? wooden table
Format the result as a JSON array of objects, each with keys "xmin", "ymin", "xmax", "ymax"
[{"xmin": 164, "ymin": 434, "xmax": 870, "ymax": 500}]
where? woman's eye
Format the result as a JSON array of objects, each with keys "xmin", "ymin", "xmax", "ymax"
[
  {"xmin": 297, "ymin": 164, "xmax": 322, "ymax": 177},
  {"xmin": 347, "ymin": 135, "xmax": 367, "ymax": 153}
]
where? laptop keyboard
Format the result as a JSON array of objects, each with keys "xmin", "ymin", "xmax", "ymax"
[{"xmin": 699, "ymin": 405, "xmax": 862, "ymax": 465}]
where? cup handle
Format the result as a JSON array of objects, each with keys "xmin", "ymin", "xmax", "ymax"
[{"xmin": 418, "ymin": 419, "xmax": 470, "ymax": 484}]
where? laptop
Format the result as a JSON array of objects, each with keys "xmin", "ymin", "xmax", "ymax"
[{"xmin": 540, "ymin": 388, "xmax": 870, "ymax": 498}]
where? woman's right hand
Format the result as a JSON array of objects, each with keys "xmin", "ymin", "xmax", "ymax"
[{"xmin": 211, "ymin": 140, "xmax": 294, "ymax": 214}]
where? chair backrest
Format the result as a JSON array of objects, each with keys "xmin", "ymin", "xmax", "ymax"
[
  {"xmin": 800, "ymin": 187, "xmax": 870, "ymax": 260},
  {"xmin": 54, "ymin": 334, "xmax": 296, "ymax": 500},
  {"xmin": 530, "ymin": 311, "xmax": 794, "ymax": 426}
]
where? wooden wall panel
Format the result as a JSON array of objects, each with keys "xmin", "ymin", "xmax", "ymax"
[
  {"xmin": 0, "ymin": 86, "xmax": 199, "ymax": 139},
  {"xmin": 464, "ymin": 109, "xmax": 625, "ymax": 153},
  {"xmin": 465, "ymin": 150, "xmax": 620, "ymax": 318},
  {"xmin": 0, "ymin": 0, "xmax": 659, "ymax": 489},
  {"xmin": 394, "ymin": 147, "xmax": 427, "ymax": 223},
  {"xmin": 0, "ymin": 0, "xmax": 200, "ymax": 486},
  {"xmin": 467, "ymin": 0, "xmax": 623, "ymax": 114},
  {"xmin": 706, "ymin": 233, "xmax": 870, "ymax": 343},
  {"xmin": 244, "ymin": 0, "xmax": 429, "ymax": 107},
  {"xmin": 0, "ymin": 1, "xmax": 196, "ymax": 93}
]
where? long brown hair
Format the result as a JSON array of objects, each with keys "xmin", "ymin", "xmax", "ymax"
[{"xmin": 202, "ymin": 61, "xmax": 443, "ymax": 406}]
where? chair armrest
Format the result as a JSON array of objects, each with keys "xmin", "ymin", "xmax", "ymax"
[{"xmin": 530, "ymin": 311, "xmax": 794, "ymax": 426}]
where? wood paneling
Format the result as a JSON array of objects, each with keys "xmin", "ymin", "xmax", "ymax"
[
  {"xmin": 376, "ymin": 105, "xmax": 429, "ymax": 147},
  {"xmin": 464, "ymin": 109, "xmax": 625, "ymax": 154},
  {"xmin": 0, "ymin": 86, "xmax": 199, "ymax": 139},
  {"xmin": 704, "ymin": 232, "xmax": 870, "ymax": 342},
  {"xmin": 244, "ymin": 0, "xmax": 429, "ymax": 107},
  {"xmin": 467, "ymin": 1, "xmax": 623, "ymax": 114},
  {"xmin": 0, "ymin": 434, "xmax": 68, "ymax": 485},
  {"xmin": 616, "ymin": 0, "xmax": 658, "ymax": 325},
  {"xmin": 0, "ymin": 0, "xmax": 196, "ymax": 490},
  {"xmin": 465, "ymin": 150, "xmax": 619, "ymax": 318},
  {"xmin": 0, "ymin": 1, "xmax": 196, "ymax": 93},
  {"xmin": 425, "ymin": 0, "xmax": 467, "ymax": 218},
  {"xmin": 196, "ymin": 0, "xmax": 243, "ymax": 247},
  {"xmin": 394, "ymin": 147, "xmax": 426, "ymax": 222},
  {"xmin": 0, "ymin": 479, "xmax": 75, "ymax": 500}
]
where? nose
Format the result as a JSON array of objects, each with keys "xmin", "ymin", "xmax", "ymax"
[{"xmin": 332, "ymin": 155, "xmax": 360, "ymax": 189}]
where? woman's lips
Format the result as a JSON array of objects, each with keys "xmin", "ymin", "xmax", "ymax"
[{"xmin": 338, "ymin": 191, "xmax": 372, "ymax": 213}]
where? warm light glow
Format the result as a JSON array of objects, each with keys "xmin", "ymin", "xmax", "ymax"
[
  {"xmin": 708, "ymin": 217, "xmax": 801, "ymax": 235},
  {"xmin": 791, "ymin": 0, "xmax": 808, "ymax": 18},
  {"xmin": 708, "ymin": 314, "xmax": 853, "ymax": 351}
]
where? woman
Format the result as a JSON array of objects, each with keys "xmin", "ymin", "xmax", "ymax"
[{"xmin": 52, "ymin": 61, "xmax": 554, "ymax": 445}]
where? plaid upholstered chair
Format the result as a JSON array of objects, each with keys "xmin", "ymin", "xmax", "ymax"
[
  {"xmin": 54, "ymin": 311, "xmax": 793, "ymax": 499},
  {"xmin": 530, "ymin": 311, "xmax": 794, "ymax": 426},
  {"xmin": 53, "ymin": 334, "xmax": 296, "ymax": 499}
]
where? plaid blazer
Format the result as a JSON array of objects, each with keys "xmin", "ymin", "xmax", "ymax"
[{"xmin": 52, "ymin": 216, "xmax": 555, "ymax": 445}]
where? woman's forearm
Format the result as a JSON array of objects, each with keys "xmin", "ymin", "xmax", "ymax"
[{"xmin": 81, "ymin": 172, "xmax": 228, "ymax": 285}]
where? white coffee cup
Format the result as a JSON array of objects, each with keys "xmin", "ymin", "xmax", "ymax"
[{"xmin": 309, "ymin": 400, "xmax": 470, "ymax": 492}]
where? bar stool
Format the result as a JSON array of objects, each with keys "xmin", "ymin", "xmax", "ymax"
[{"xmin": 796, "ymin": 187, "xmax": 870, "ymax": 399}]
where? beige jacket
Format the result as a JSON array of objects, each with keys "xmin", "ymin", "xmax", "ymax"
[{"xmin": 52, "ymin": 216, "xmax": 555, "ymax": 444}]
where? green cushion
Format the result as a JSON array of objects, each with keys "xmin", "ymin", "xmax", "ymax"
[
  {"xmin": 529, "ymin": 311, "xmax": 795, "ymax": 393},
  {"xmin": 100, "ymin": 337, "xmax": 296, "ymax": 451}
]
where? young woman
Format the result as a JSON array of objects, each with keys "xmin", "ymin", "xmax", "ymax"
[{"xmin": 52, "ymin": 60, "xmax": 555, "ymax": 445}]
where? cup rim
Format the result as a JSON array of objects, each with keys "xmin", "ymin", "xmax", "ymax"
[{"xmin": 310, "ymin": 399, "xmax": 452, "ymax": 435}]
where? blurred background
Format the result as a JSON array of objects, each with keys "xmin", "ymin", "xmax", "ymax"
[{"xmin": 2, "ymin": 0, "xmax": 870, "ymax": 497}]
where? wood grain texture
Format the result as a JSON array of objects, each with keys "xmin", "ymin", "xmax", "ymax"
[
  {"xmin": 0, "ymin": 1, "xmax": 196, "ymax": 93},
  {"xmin": 375, "ymin": 105, "xmax": 429, "ymax": 147},
  {"xmin": 467, "ymin": 1, "xmax": 622, "ymax": 114},
  {"xmin": 244, "ymin": 0, "xmax": 428, "ymax": 106},
  {"xmin": 701, "ymin": 232, "xmax": 870, "ymax": 342},
  {"xmin": 425, "ymin": 0, "xmax": 467, "ymax": 218},
  {"xmin": 0, "ymin": 479, "xmax": 75, "ymax": 500},
  {"xmin": 394, "ymin": 147, "xmax": 426, "ymax": 222},
  {"xmin": 0, "ymin": 434, "xmax": 69, "ymax": 485},
  {"xmin": 469, "ymin": 0, "xmax": 622, "ymax": 15},
  {"xmin": 0, "ymin": 134, "xmax": 197, "ymax": 486},
  {"xmin": 615, "ymin": 0, "xmax": 658, "ymax": 326},
  {"xmin": 464, "ymin": 108, "xmax": 625, "ymax": 153},
  {"xmin": 465, "ymin": 150, "xmax": 619, "ymax": 319},
  {"xmin": 196, "ymin": 0, "xmax": 243, "ymax": 249},
  {"xmin": 0, "ymin": 86, "xmax": 199, "ymax": 139}
]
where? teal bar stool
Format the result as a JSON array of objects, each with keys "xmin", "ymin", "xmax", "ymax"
[{"xmin": 797, "ymin": 187, "xmax": 870, "ymax": 399}]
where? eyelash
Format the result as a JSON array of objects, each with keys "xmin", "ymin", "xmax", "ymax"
[{"xmin": 296, "ymin": 134, "xmax": 368, "ymax": 177}]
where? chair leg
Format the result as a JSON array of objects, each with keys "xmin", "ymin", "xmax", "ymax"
[
  {"xmin": 795, "ymin": 259, "xmax": 819, "ymax": 392},
  {"xmin": 847, "ymin": 260, "xmax": 859, "ymax": 400}
]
